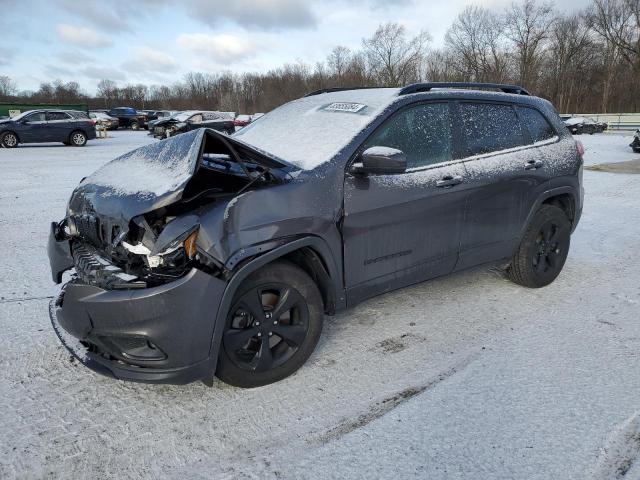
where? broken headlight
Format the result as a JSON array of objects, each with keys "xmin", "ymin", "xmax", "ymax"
[{"xmin": 123, "ymin": 227, "xmax": 198, "ymax": 269}]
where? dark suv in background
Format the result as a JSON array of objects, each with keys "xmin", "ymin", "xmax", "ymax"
[
  {"xmin": 0, "ymin": 109, "xmax": 96, "ymax": 147},
  {"xmin": 106, "ymin": 107, "xmax": 145, "ymax": 130},
  {"xmin": 48, "ymin": 83, "xmax": 583, "ymax": 388}
]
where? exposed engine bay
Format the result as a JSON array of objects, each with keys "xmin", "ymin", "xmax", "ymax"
[{"xmin": 52, "ymin": 129, "xmax": 293, "ymax": 289}]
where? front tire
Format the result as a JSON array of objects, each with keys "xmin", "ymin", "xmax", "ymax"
[
  {"xmin": 216, "ymin": 261, "xmax": 324, "ymax": 388},
  {"xmin": 507, "ymin": 205, "xmax": 571, "ymax": 288},
  {"xmin": 69, "ymin": 131, "xmax": 87, "ymax": 147},
  {"xmin": 1, "ymin": 131, "xmax": 19, "ymax": 148},
  {"xmin": 130, "ymin": 121, "xmax": 139, "ymax": 130}
]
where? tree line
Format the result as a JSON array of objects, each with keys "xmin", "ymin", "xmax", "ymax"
[{"xmin": 0, "ymin": 0, "xmax": 638, "ymax": 114}]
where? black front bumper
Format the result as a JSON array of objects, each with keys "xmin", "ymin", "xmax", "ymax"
[{"xmin": 47, "ymin": 224, "xmax": 227, "ymax": 384}]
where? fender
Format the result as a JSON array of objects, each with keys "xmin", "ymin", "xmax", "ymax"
[
  {"xmin": 204, "ymin": 235, "xmax": 345, "ymax": 382},
  {"xmin": 519, "ymin": 185, "xmax": 580, "ymax": 240}
]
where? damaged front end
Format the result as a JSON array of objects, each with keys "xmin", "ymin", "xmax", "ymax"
[
  {"xmin": 50, "ymin": 128, "xmax": 292, "ymax": 289},
  {"xmin": 47, "ymin": 128, "xmax": 295, "ymax": 383}
]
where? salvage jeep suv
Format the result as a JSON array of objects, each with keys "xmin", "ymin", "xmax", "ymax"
[{"xmin": 48, "ymin": 82, "xmax": 584, "ymax": 388}]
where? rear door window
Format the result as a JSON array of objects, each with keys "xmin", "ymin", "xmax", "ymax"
[
  {"xmin": 46, "ymin": 112, "xmax": 71, "ymax": 121},
  {"xmin": 518, "ymin": 107, "xmax": 556, "ymax": 143},
  {"xmin": 459, "ymin": 103, "xmax": 526, "ymax": 156},
  {"xmin": 362, "ymin": 102, "xmax": 453, "ymax": 169}
]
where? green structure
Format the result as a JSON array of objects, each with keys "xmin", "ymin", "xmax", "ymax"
[{"xmin": 0, "ymin": 102, "xmax": 88, "ymax": 118}]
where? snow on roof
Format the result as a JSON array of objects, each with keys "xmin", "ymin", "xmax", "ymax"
[{"xmin": 233, "ymin": 88, "xmax": 400, "ymax": 170}]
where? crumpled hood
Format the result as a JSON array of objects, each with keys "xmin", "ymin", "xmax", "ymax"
[
  {"xmin": 68, "ymin": 129, "xmax": 204, "ymax": 223},
  {"xmin": 67, "ymin": 128, "xmax": 294, "ymax": 225}
]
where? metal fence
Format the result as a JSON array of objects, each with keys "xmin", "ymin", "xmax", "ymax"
[{"xmin": 565, "ymin": 113, "xmax": 640, "ymax": 130}]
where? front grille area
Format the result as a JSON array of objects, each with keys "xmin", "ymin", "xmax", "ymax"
[
  {"xmin": 71, "ymin": 214, "xmax": 102, "ymax": 246},
  {"xmin": 72, "ymin": 243, "xmax": 144, "ymax": 289}
]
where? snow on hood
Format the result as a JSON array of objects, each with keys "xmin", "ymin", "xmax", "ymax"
[
  {"xmin": 83, "ymin": 128, "xmax": 203, "ymax": 198},
  {"xmin": 233, "ymin": 88, "xmax": 399, "ymax": 170}
]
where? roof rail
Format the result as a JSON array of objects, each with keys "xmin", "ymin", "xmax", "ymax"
[
  {"xmin": 398, "ymin": 82, "xmax": 531, "ymax": 96},
  {"xmin": 304, "ymin": 86, "xmax": 379, "ymax": 97}
]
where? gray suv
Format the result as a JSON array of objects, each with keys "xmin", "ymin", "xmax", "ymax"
[{"xmin": 47, "ymin": 83, "xmax": 584, "ymax": 387}]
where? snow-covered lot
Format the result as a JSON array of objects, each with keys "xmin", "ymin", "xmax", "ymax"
[{"xmin": 1, "ymin": 131, "xmax": 639, "ymax": 479}]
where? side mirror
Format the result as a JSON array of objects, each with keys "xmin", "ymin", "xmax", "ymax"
[{"xmin": 351, "ymin": 147, "xmax": 407, "ymax": 175}]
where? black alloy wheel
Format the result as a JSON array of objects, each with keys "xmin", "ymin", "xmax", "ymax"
[
  {"xmin": 507, "ymin": 205, "xmax": 571, "ymax": 288},
  {"xmin": 216, "ymin": 261, "xmax": 323, "ymax": 388}
]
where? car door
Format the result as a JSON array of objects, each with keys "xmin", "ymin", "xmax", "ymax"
[
  {"xmin": 455, "ymin": 101, "xmax": 538, "ymax": 271},
  {"xmin": 342, "ymin": 102, "xmax": 469, "ymax": 305},
  {"xmin": 45, "ymin": 111, "xmax": 73, "ymax": 142},
  {"xmin": 17, "ymin": 111, "xmax": 48, "ymax": 142}
]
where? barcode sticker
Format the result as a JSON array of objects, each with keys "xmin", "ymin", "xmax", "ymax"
[{"xmin": 324, "ymin": 102, "xmax": 366, "ymax": 113}]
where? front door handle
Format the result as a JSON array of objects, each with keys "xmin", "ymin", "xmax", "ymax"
[
  {"xmin": 436, "ymin": 175, "xmax": 464, "ymax": 188},
  {"xmin": 524, "ymin": 160, "xmax": 544, "ymax": 170}
]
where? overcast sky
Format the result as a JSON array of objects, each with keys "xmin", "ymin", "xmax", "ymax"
[{"xmin": 0, "ymin": 0, "xmax": 591, "ymax": 94}]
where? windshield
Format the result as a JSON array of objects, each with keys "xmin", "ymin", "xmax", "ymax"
[{"xmin": 233, "ymin": 88, "xmax": 398, "ymax": 170}]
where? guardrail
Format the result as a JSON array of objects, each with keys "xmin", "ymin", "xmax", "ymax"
[{"xmin": 564, "ymin": 113, "xmax": 640, "ymax": 130}]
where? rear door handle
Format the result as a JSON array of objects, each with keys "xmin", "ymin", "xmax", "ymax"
[
  {"xmin": 524, "ymin": 160, "xmax": 544, "ymax": 170},
  {"xmin": 436, "ymin": 175, "xmax": 463, "ymax": 188}
]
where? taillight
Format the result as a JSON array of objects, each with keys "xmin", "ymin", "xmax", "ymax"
[
  {"xmin": 88, "ymin": 120, "xmax": 96, "ymax": 126},
  {"xmin": 233, "ymin": 119, "xmax": 242, "ymax": 126},
  {"xmin": 575, "ymin": 139, "xmax": 585, "ymax": 158}
]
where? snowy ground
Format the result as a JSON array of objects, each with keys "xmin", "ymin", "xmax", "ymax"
[{"xmin": 0, "ymin": 130, "xmax": 639, "ymax": 479}]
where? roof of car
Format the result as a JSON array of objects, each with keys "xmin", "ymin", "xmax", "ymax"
[{"xmin": 297, "ymin": 85, "xmax": 546, "ymax": 114}]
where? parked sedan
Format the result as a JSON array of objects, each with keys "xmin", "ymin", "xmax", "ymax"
[
  {"xmin": 152, "ymin": 111, "xmax": 235, "ymax": 138},
  {"xmin": 90, "ymin": 112, "xmax": 119, "ymax": 130},
  {"xmin": 0, "ymin": 109, "xmax": 96, "ymax": 148}
]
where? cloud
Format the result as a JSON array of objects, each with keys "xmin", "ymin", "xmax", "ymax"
[
  {"xmin": 56, "ymin": 24, "xmax": 112, "ymax": 48},
  {"xmin": 183, "ymin": 0, "xmax": 316, "ymax": 30},
  {"xmin": 58, "ymin": 50, "xmax": 94, "ymax": 64},
  {"xmin": 81, "ymin": 66, "xmax": 127, "ymax": 81},
  {"xmin": 177, "ymin": 33, "xmax": 257, "ymax": 63},
  {"xmin": 122, "ymin": 47, "xmax": 178, "ymax": 73},
  {"xmin": 55, "ymin": 0, "xmax": 139, "ymax": 32},
  {"xmin": 0, "ymin": 46, "xmax": 14, "ymax": 66}
]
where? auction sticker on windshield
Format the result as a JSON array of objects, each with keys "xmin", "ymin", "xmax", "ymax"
[{"xmin": 323, "ymin": 102, "xmax": 366, "ymax": 113}]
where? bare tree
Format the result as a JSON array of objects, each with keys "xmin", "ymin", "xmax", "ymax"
[
  {"xmin": 445, "ymin": 6, "xmax": 510, "ymax": 82},
  {"xmin": 327, "ymin": 46, "xmax": 352, "ymax": 78},
  {"xmin": 504, "ymin": 0, "xmax": 555, "ymax": 88},
  {"xmin": 0, "ymin": 75, "xmax": 17, "ymax": 98},
  {"xmin": 97, "ymin": 79, "xmax": 118, "ymax": 108},
  {"xmin": 362, "ymin": 22, "xmax": 431, "ymax": 86}
]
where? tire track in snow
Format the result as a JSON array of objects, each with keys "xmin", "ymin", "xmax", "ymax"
[
  {"xmin": 590, "ymin": 411, "xmax": 640, "ymax": 479},
  {"xmin": 313, "ymin": 352, "xmax": 479, "ymax": 445}
]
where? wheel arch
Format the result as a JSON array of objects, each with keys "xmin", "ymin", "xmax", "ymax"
[
  {"xmin": 521, "ymin": 186, "xmax": 580, "ymax": 240},
  {"xmin": 68, "ymin": 129, "xmax": 88, "ymax": 142},
  {"xmin": 1, "ymin": 130, "xmax": 20, "ymax": 144},
  {"xmin": 204, "ymin": 236, "xmax": 344, "ymax": 383}
]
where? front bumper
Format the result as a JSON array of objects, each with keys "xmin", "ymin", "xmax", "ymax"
[
  {"xmin": 47, "ymin": 222, "xmax": 227, "ymax": 384},
  {"xmin": 50, "ymin": 269, "xmax": 226, "ymax": 384}
]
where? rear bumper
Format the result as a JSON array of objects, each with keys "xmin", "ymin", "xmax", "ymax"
[{"xmin": 50, "ymin": 268, "xmax": 226, "ymax": 384}]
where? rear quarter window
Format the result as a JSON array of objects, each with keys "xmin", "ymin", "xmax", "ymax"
[
  {"xmin": 518, "ymin": 107, "xmax": 556, "ymax": 143},
  {"xmin": 459, "ymin": 103, "xmax": 526, "ymax": 156}
]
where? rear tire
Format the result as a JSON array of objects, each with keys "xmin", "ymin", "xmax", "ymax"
[
  {"xmin": 216, "ymin": 261, "xmax": 324, "ymax": 388},
  {"xmin": 507, "ymin": 205, "xmax": 571, "ymax": 288},
  {"xmin": 1, "ymin": 131, "xmax": 18, "ymax": 148},
  {"xmin": 69, "ymin": 131, "xmax": 87, "ymax": 147}
]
